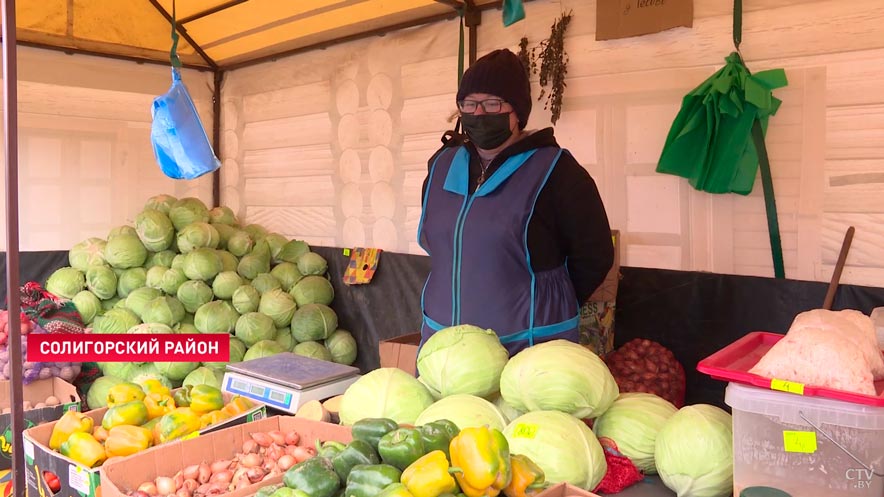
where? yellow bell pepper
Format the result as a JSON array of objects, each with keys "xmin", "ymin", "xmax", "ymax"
[
  {"xmin": 144, "ymin": 393, "xmax": 176, "ymax": 420},
  {"xmin": 502, "ymin": 455, "xmax": 545, "ymax": 497},
  {"xmin": 188, "ymin": 384, "xmax": 224, "ymax": 414},
  {"xmin": 60, "ymin": 432, "xmax": 107, "ymax": 468},
  {"xmin": 102, "ymin": 400, "xmax": 149, "ymax": 430},
  {"xmin": 105, "ymin": 425, "xmax": 154, "ymax": 458},
  {"xmin": 49, "ymin": 411, "xmax": 94, "ymax": 451},
  {"xmin": 402, "ymin": 450, "xmax": 460, "ymax": 497},
  {"xmin": 199, "ymin": 409, "xmax": 232, "ymax": 429},
  {"xmin": 449, "ymin": 427, "xmax": 512, "ymax": 497},
  {"xmin": 220, "ymin": 396, "xmax": 254, "ymax": 416},
  {"xmin": 106, "ymin": 382, "xmax": 146, "ymax": 407},
  {"xmin": 158, "ymin": 407, "xmax": 202, "ymax": 443},
  {"xmin": 140, "ymin": 379, "xmax": 171, "ymax": 397}
]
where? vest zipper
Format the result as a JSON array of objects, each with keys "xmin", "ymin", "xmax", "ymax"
[{"xmin": 452, "ymin": 191, "xmax": 478, "ymax": 325}]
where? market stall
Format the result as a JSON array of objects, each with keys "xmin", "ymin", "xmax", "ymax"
[{"xmin": 2, "ymin": 1, "xmax": 884, "ymax": 497}]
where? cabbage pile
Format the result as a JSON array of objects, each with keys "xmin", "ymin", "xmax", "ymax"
[{"xmin": 47, "ymin": 195, "xmax": 357, "ymax": 389}]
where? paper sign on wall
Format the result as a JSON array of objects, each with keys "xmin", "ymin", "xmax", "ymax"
[{"xmin": 596, "ymin": 0, "xmax": 693, "ymax": 41}]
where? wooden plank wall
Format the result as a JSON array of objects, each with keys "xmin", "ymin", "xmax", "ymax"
[{"xmin": 224, "ymin": 0, "xmax": 884, "ymax": 287}]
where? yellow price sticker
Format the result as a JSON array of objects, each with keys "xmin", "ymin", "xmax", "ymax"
[
  {"xmin": 511, "ymin": 423, "xmax": 538, "ymax": 439},
  {"xmin": 771, "ymin": 379, "xmax": 805, "ymax": 395},
  {"xmin": 783, "ymin": 431, "xmax": 817, "ymax": 453},
  {"xmin": 343, "ymin": 248, "xmax": 351, "ymax": 256}
]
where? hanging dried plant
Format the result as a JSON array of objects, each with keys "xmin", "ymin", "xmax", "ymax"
[
  {"xmin": 518, "ymin": 37, "xmax": 531, "ymax": 79},
  {"xmin": 521, "ymin": 11, "xmax": 573, "ymax": 125}
]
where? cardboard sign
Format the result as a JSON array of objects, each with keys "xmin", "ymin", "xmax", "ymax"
[{"xmin": 596, "ymin": 0, "xmax": 693, "ymax": 41}]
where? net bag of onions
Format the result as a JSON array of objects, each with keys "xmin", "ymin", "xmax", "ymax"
[{"xmin": 604, "ymin": 338, "xmax": 686, "ymax": 408}]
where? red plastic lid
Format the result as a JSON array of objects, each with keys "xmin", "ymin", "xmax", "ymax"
[{"xmin": 697, "ymin": 331, "xmax": 884, "ymax": 407}]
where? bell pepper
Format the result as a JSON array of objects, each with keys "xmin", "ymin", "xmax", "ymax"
[
  {"xmin": 141, "ymin": 378, "xmax": 171, "ymax": 397},
  {"xmin": 188, "ymin": 384, "xmax": 224, "ymax": 414},
  {"xmin": 344, "ymin": 464, "xmax": 403, "ymax": 497},
  {"xmin": 144, "ymin": 393, "xmax": 176, "ymax": 420},
  {"xmin": 104, "ymin": 425, "xmax": 154, "ymax": 458},
  {"xmin": 378, "ymin": 483, "xmax": 416, "ymax": 497},
  {"xmin": 59, "ymin": 432, "xmax": 107, "ymax": 468},
  {"xmin": 283, "ymin": 455, "xmax": 342, "ymax": 497},
  {"xmin": 352, "ymin": 418, "xmax": 399, "ymax": 451},
  {"xmin": 401, "ymin": 450, "xmax": 460, "ymax": 497},
  {"xmin": 49, "ymin": 410, "xmax": 94, "ymax": 450},
  {"xmin": 318, "ymin": 440, "xmax": 348, "ymax": 460},
  {"xmin": 332, "ymin": 439, "xmax": 381, "ymax": 481},
  {"xmin": 378, "ymin": 428, "xmax": 426, "ymax": 471},
  {"xmin": 106, "ymin": 382, "xmax": 146, "ymax": 407},
  {"xmin": 420, "ymin": 420, "xmax": 460, "ymax": 458},
  {"xmin": 158, "ymin": 407, "xmax": 202, "ymax": 443},
  {"xmin": 101, "ymin": 400, "xmax": 149, "ymax": 430},
  {"xmin": 221, "ymin": 395, "xmax": 254, "ymax": 416},
  {"xmin": 172, "ymin": 386, "xmax": 192, "ymax": 407},
  {"xmin": 92, "ymin": 426, "xmax": 110, "ymax": 443},
  {"xmin": 502, "ymin": 455, "xmax": 545, "ymax": 497},
  {"xmin": 449, "ymin": 427, "xmax": 512, "ymax": 497},
  {"xmin": 200, "ymin": 409, "xmax": 232, "ymax": 429}
]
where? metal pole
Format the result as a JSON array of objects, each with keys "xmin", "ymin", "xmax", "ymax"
[
  {"xmin": 2, "ymin": 0, "xmax": 26, "ymax": 494},
  {"xmin": 212, "ymin": 70, "xmax": 223, "ymax": 208}
]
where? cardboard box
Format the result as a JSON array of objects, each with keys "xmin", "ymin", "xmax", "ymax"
[
  {"xmin": 23, "ymin": 396, "xmax": 266, "ymax": 497},
  {"xmin": 0, "ymin": 378, "xmax": 80, "ymax": 471},
  {"xmin": 101, "ymin": 416, "xmax": 352, "ymax": 497},
  {"xmin": 379, "ymin": 332, "xmax": 421, "ymax": 375},
  {"xmin": 534, "ymin": 482, "xmax": 601, "ymax": 497},
  {"xmin": 596, "ymin": 0, "xmax": 693, "ymax": 41}
]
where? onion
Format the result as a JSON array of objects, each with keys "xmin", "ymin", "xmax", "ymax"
[
  {"xmin": 173, "ymin": 471, "xmax": 184, "ymax": 490},
  {"xmin": 278, "ymin": 455, "xmax": 296, "ymax": 471},
  {"xmin": 198, "ymin": 463, "xmax": 211, "ymax": 484},
  {"xmin": 250, "ymin": 432, "xmax": 273, "ymax": 447},
  {"xmin": 136, "ymin": 482, "xmax": 158, "ymax": 495},
  {"xmin": 242, "ymin": 453, "xmax": 263, "ymax": 468},
  {"xmin": 210, "ymin": 460, "xmax": 231, "ymax": 474},
  {"xmin": 182, "ymin": 464, "xmax": 200, "ymax": 481},
  {"xmin": 284, "ymin": 431, "xmax": 300, "ymax": 446},
  {"xmin": 182, "ymin": 479, "xmax": 199, "ymax": 492},
  {"xmin": 210, "ymin": 470, "xmax": 233, "ymax": 485},
  {"xmin": 234, "ymin": 478, "xmax": 251, "ymax": 491},
  {"xmin": 246, "ymin": 467, "xmax": 266, "ymax": 483},
  {"xmin": 242, "ymin": 439, "xmax": 259, "ymax": 454},
  {"xmin": 155, "ymin": 476, "xmax": 176, "ymax": 496},
  {"xmin": 176, "ymin": 489, "xmax": 192, "ymax": 497},
  {"xmin": 268, "ymin": 430, "xmax": 287, "ymax": 446},
  {"xmin": 262, "ymin": 460, "xmax": 276, "ymax": 473},
  {"xmin": 196, "ymin": 483, "xmax": 212, "ymax": 495}
]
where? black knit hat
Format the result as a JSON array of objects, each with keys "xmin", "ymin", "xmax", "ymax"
[{"xmin": 456, "ymin": 49, "xmax": 532, "ymax": 129}]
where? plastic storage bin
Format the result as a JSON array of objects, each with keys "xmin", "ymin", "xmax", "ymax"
[{"xmin": 726, "ymin": 382, "xmax": 884, "ymax": 496}]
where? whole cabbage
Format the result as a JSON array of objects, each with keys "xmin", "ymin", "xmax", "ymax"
[
  {"xmin": 243, "ymin": 340, "xmax": 285, "ymax": 361},
  {"xmin": 146, "ymin": 265, "xmax": 169, "ymax": 289},
  {"xmin": 209, "ymin": 206, "xmax": 237, "ymax": 225},
  {"xmin": 177, "ymin": 222, "xmax": 220, "ymax": 253},
  {"xmin": 203, "ymin": 337, "xmax": 247, "ymax": 369},
  {"xmin": 213, "ymin": 224, "xmax": 238, "ymax": 249},
  {"xmin": 46, "ymin": 267, "xmax": 86, "ymax": 299},
  {"xmin": 216, "ymin": 250, "xmax": 239, "ymax": 272},
  {"xmin": 252, "ymin": 273, "xmax": 282, "ymax": 295},
  {"xmin": 500, "ymin": 339, "xmax": 618, "ymax": 419},
  {"xmin": 655, "ymin": 405, "xmax": 733, "ymax": 497},
  {"xmin": 135, "ymin": 209, "xmax": 175, "ymax": 251},
  {"xmin": 142, "ymin": 296, "xmax": 186, "ymax": 326},
  {"xmin": 85, "ymin": 265, "xmax": 117, "ymax": 299},
  {"xmin": 117, "ymin": 267, "xmax": 147, "ymax": 297},
  {"xmin": 92, "ymin": 308, "xmax": 141, "ymax": 334},
  {"xmin": 504, "ymin": 411, "xmax": 607, "ymax": 491},
  {"xmin": 275, "ymin": 327, "xmax": 295, "ymax": 351},
  {"xmin": 168, "ymin": 197, "xmax": 210, "ymax": 230},
  {"xmin": 127, "ymin": 322, "xmax": 176, "ymax": 335},
  {"xmin": 593, "ymin": 393, "xmax": 678, "ymax": 474},
  {"xmin": 258, "ymin": 289, "xmax": 297, "ymax": 327},
  {"xmin": 237, "ymin": 253, "xmax": 270, "ymax": 280},
  {"xmin": 108, "ymin": 225, "xmax": 138, "ymax": 239},
  {"xmin": 129, "ymin": 363, "xmax": 174, "ymax": 391},
  {"xmin": 183, "ymin": 366, "xmax": 225, "ymax": 390},
  {"xmin": 176, "ymin": 323, "xmax": 199, "ymax": 334},
  {"xmin": 325, "ymin": 329, "xmax": 357, "ymax": 365},
  {"xmin": 296, "ymin": 252, "xmax": 328, "ymax": 276},
  {"xmin": 290, "ymin": 276, "xmax": 334, "ymax": 306},
  {"xmin": 290, "ymin": 304, "xmax": 338, "ymax": 342},
  {"xmin": 340, "ymin": 368, "xmax": 434, "ymax": 425},
  {"xmin": 213, "ymin": 271, "xmax": 244, "ymax": 300},
  {"xmin": 278, "ymin": 240, "xmax": 310, "ymax": 264},
  {"xmin": 156, "ymin": 361, "xmax": 199, "ymax": 381},
  {"xmin": 171, "ymin": 254, "xmax": 186, "ymax": 271},
  {"xmin": 145, "ymin": 194, "xmax": 177, "ymax": 214},
  {"xmin": 232, "ymin": 285, "xmax": 261, "ymax": 314},
  {"xmin": 415, "ymin": 394, "xmax": 507, "ymax": 431},
  {"xmin": 270, "ymin": 262, "xmax": 304, "ymax": 291},
  {"xmin": 293, "ymin": 341, "xmax": 332, "ymax": 362},
  {"xmin": 69, "ymin": 238, "xmax": 107, "ymax": 271},
  {"xmin": 86, "ymin": 375, "xmax": 125, "ymax": 409},
  {"xmin": 177, "ymin": 280, "xmax": 214, "ymax": 313},
  {"xmin": 235, "ymin": 312, "xmax": 277, "ymax": 347},
  {"xmin": 102, "ymin": 297, "xmax": 122, "ymax": 312},
  {"xmin": 184, "ymin": 248, "xmax": 222, "ymax": 281},
  {"xmin": 416, "ymin": 324, "xmax": 508, "ymax": 399},
  {"xmin": 227, "ymin": 231, "xmax": 254, "ymax": 257},
  {"xmin": 99, "ymin": 362, "xmax": 137, "ymax": 381},
  {"xmin": 264, "ymin": 233, "xmax": 288, "ymax": 262},
  {"xmin": 145, "ymin": 250, "xmax": 176, "ymax": 269},
  {"xmin": 243, "ymin": 224, "xmax": 269, "ymax": 241},
  {"xmin": 194, "ymin": 300, "xmax": 240, "ymax": 334},
  {"xmin": 125, "ymin": 287, "xmax": 163, "ymax": 318},
  {"xmin": 72, "ymin": 290, "xmax": 101, "ymax": 325},
  {"xmin": 161, "ymin": 268, "xmax": 188, "ymax": 295},
  {"xmin": 104, "ymin": 234, "xmax": 147, "ymax": 269}
]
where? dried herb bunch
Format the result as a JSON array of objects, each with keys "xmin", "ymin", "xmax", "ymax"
[{"xmin": 520, "ymin": 11, "xmax": 573, "ymax": 125}]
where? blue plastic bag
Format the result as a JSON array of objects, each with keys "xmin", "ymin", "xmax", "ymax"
[{"xmin": 150, "ymin": 68, "xmax": 220, "ymax": 180}]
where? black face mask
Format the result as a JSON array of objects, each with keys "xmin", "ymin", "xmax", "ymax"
[{"xmin": 461, "ymin": 113, "xmax": 513, "ymax": 150}]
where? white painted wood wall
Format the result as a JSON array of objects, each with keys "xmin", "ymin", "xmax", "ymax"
[{"xmin": 4, "ymin": 0, "xmax": 884, "ymax": 289}]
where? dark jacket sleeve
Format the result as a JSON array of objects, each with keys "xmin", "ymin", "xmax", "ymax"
[{"xmin": 552, "ymin": 154, "xmax": 615, "ymax": 303}]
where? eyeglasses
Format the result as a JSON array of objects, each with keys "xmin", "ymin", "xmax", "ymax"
[{"xmin": 457, "ymin": 98, "xmax": 507, "ymax": 114}]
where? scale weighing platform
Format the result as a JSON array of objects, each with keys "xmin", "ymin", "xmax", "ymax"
[{"xmin": 223, "ymin": 353, "xmax": 361, "ymax": 414}]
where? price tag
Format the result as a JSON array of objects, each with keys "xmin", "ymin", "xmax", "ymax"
[
  {"xmin": 771, "ymin": 379, "xmax": 805, "ymax": 395},
  {"xmin": 343, "ymin": 248, "xmax": 351, "ymax": 256},
  {"xmin": 511, "ymin": 423, "xmax": 538, "ymax": 439},
  {"xmin": 783, "ymin": 431, "xmax": 817, "ymax": 453}
]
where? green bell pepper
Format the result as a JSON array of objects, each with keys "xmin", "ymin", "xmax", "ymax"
[
  {"xmin": 101, "ymin": 400, "xmax": 149, "ymax": 430},
  {"xmin": 378, "ymin": 427, "xmax": 426, "ymax": 471},
  {"xmin": 332, "ymin": 439, "xmax": 381, "ymax": 481},
  {"xmin": 283, "ymin": 454, "xmax": 341, "ymax": 497},
  {"xmin": 318, "ymin": 440, "xmax": 348, "ymax": 460},
  {"xmin": 419, "ymin": 420, "xmax": 459, "ymax": 458},
  {"xmin": 352, "ymin": 418, "xmax": 400, "ymax": 451},
  {"xmin": 345, "ymin": 464, "xmax": 403, "ymax": 497},
  {"xmin": 172, "ymin": 386, "xmax": 192, "ymax": 407},
  {"xmin": 189, "ymin": 384, "xmax": 224, "ymax": 414}
]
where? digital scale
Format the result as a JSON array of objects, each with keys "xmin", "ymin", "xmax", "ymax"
[{"xmin": 222, "ymin": 353, "xmax": 361, "ymax": 414}]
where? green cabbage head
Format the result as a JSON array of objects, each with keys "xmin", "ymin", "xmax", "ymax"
[
  {"xmin": 655, "ymin": 405, "xmax": 733, "ymax": 497},
  {"xmin": 72, "ymin": 290, "xmax": 101, "ymax": 325},
  {"xmin": 592, "ymin": 393, "xmax": 677, "ymax": 474},
  {"xmin": 104, "ymin": 234, "xmax": 147, "ymax": 269},
  {"xmin": 416, "ymin": 324, "xmax": 508, "ymax": 399},
  {"xmin": 415, "ymin": 394, "xmax": 507, "ymax": 431},
  {"xmin": 135, "ymin": 209, "xmax": 175, "ymax": 251},
  {"xmin": 69, "ymin": 238, "xmax": 107, "ymax": 271},
  {"xmin": 339, "ymin": 368, "xmax": 434, "ymax": 426},
  {"xmin": 46, "ymin": 267, "xmax": 86, "ymax": 299},
  {"xmin": 293, "ymin": 341, "xmax": 332, "ymax": 362}
]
